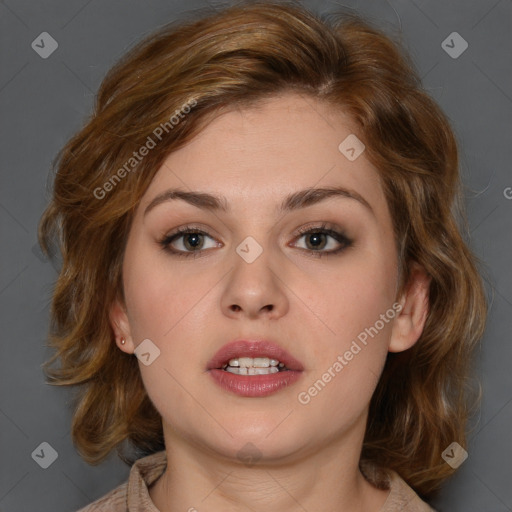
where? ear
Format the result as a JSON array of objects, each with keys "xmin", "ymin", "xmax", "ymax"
[
  {"xmin": 109, "ymin": 297, "xmax": 136, "ymax": 354},
  {"xmin": 388, "ymin": 262, "xmax": 431, "ymax": 353}
]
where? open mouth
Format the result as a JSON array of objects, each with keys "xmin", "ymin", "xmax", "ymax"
[
  {"xmin": 207, "ymin": 339, "xmax": 304, "ymax": 373},
  {"xmin": 220, "ymin": 356, "xmax": 288, "ymax": 375},
  {"xmin": 207, "ymin": 340, "xmax": 304, "ymax": 397}
]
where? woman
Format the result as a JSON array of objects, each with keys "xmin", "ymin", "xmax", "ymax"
[{"xmin": 38, "ymin": 1, "xmax": 487, "ymax": 511}]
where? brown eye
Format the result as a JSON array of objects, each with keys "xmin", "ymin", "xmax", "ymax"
[
  {"xmin": 181, "ymin": 232, "xmax": 204, "ymax": 251},
  {"xmin": 303, "ymin": 232, "xmax": 328, "ymax": 250},
  {"xmin": 293, "ymin": 223, "xmax": 353, "ymax": 258},
  {"xmin": 159, "ymin": 227, "xmax": 220, "ymax": 258}
]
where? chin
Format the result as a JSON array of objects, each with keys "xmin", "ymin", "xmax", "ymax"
[{"xmin": 211, "ymin": 420, "xmax": 309, "ymax": 464}]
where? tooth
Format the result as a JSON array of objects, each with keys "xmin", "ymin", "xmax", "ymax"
[
  {"xmin": 253, "ymin": 357, "xmax": 270, "ymax": 368},
  {"xmin": 254, "ymin": 368, "xmax": 268, "ymax": 374},
  {"xmin": 223, "ymin": 357, "xmax": 285, "ymax": 373},
  {"xmin": 239, "ymin": 357, "xmax": 252, "ymax": 368},
  {"xmin": 223, "ymin": 365, "xmax": 281, "ymax": 375}
]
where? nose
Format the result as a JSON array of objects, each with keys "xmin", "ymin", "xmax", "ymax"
[{"xmin": 220, "ymin": 247, "xmax": 289, "ymax": 320}]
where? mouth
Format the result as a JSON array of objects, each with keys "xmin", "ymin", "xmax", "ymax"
[
  {"xmin": 207, "ymin": 339, "xmax": 304, "ymax": 373},
  {"xmin": 206, "ymin": 339, "xmax": 304, "ymax": 397},
  {"xmin": 221, "ymin": 356, "xmax": 286, "ymax": 375}
]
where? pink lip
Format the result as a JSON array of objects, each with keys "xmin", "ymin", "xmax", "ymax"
[{"xmin": 207, "ymin": 339, "xmax": 304, "ymax": 398}]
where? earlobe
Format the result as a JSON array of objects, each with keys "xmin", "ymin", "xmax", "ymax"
[
  {"xmin": 388, "ymin": 262, "xmax": 431, "ymax": 353},
  {"xmin": 109, "ymin": 298, "xmax": 135, "ymax": 354}
]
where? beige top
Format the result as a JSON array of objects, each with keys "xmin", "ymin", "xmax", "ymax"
[{"xmin": 76, "ymin": 450, "xmax": 437, "ymax": 511}]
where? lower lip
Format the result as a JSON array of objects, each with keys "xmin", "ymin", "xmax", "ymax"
[{"xmin": 208, "ymin": 369, "xmax": 303, "ymax": 397}]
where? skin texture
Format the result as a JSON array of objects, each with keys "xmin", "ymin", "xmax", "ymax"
[{"xmin": 110, "ymin": 92, "xmax": 430, "ymax": 512}]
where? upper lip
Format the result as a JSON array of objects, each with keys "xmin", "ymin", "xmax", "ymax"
[{"xmin": 207, "ymin": 339, "xmax": 304, "ymax": 371}]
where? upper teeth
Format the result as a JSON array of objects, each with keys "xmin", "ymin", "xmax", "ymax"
[
  {"xmin": 221, "ymin": 357, "xmax": 287, "ymax": 375},
  {"xmin": 228, "ymin": 357, "xmax": 281, "ymax": 368}
]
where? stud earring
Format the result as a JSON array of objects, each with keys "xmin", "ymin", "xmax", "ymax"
[{"xmin": 121, "ymin": 337, "xmax": 126, "ymax": 345}]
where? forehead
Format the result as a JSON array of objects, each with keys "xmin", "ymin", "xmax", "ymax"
[{"xmin": 138, "ymin": 93, "xmax": 386, "ymax": 218}]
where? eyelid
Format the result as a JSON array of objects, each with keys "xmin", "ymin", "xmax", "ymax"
[
  {"xmin": 294, "ymin": 221, "xmax": 341, "ymax": 236},
  {"xmin": 290, "ymin": 222, "xmax": 352, "ymax": 252},
  {"xmin": 160, "ymin": 224, "xmax": 221, "ymax": 248},
  {"xmin": 160, "ymin": 223, "xmax": 219, "ymax": 241}
]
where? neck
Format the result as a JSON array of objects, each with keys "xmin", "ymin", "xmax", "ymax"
[{"xmin": 149, "ymin": 414, "xmax": 390, "ymax": 512}]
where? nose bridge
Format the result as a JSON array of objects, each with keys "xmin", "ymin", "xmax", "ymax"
[{"xmin": 221, "ymin": 231, "xmax": 288, "ymax": 318}]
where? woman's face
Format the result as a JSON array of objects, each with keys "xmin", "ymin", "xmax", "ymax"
[{"xmin": 113, "ymin": 92, "xmax": 410, "ymax": 462}]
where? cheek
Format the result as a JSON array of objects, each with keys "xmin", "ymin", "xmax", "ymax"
[
  {"xmin": 300, "ymin": 253, "xmax": 397, "ymax": 398},
  {"xmin": 121, "ymin": 247, "xmax": 208, "ymax": 425},
  {"xmin": 309, "ymin": 254, "xmax": 396, "ymax": 338},
  {"xmin": 122, "ymin": 239, "xmax": 203, "ymax": 341},
  {"xmin": 123, "ymin": 270, "xmax": 171, "ymax": 341}
]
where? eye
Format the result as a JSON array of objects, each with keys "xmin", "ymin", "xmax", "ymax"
[
  {"xmin": 159, "ymin": 225, "xmax": 221, "ymax": 258},
  {"xmin": 158, "ymin": 222, "xmax": 353, "ymax": 259},
  {"xmin": 292, "ymin": 222, "xmax": 353, "ymax": 257}
]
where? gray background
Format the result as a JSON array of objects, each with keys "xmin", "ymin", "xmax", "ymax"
[{"xmin": 0, "ymin": 0, "xmax": 511, "ymax": 511}]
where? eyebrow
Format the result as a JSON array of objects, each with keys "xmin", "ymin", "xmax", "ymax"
[{"xmin": 143, "ymin": 186, "xmax": 374, "ymax": 217}]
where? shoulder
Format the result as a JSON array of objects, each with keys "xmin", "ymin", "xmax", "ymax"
[
  {"xmin": 74, "ymin": 450, "xmax": 167, "ymax": 512},
  {"xmin": 382, "ymin": 471, "xmax": 437, "ymax": 512},
  {"xmin": 360, "ymin": 460, "xmax": 437, "ymax": 512},
  {"xmin": 75, "ymin": 481, "xmax": 128, "ymax": 512}
]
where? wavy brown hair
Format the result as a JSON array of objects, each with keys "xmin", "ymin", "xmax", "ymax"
[{"xmin": 38, "ymin": 0, "xmax": 487, "ymax": 500}]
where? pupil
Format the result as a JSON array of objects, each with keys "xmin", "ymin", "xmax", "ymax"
[
  {"xmin": 185, "ymin": 233, "xmax": 202, "ymax": 250},
  {"xmin": 307, "ymin": 233, "xmax": 325, "ymax": 249}
]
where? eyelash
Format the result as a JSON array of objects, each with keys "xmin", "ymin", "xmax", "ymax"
[{"xmin": 158, "ymin": 222, "xmax": 353, "ymax": 259}]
